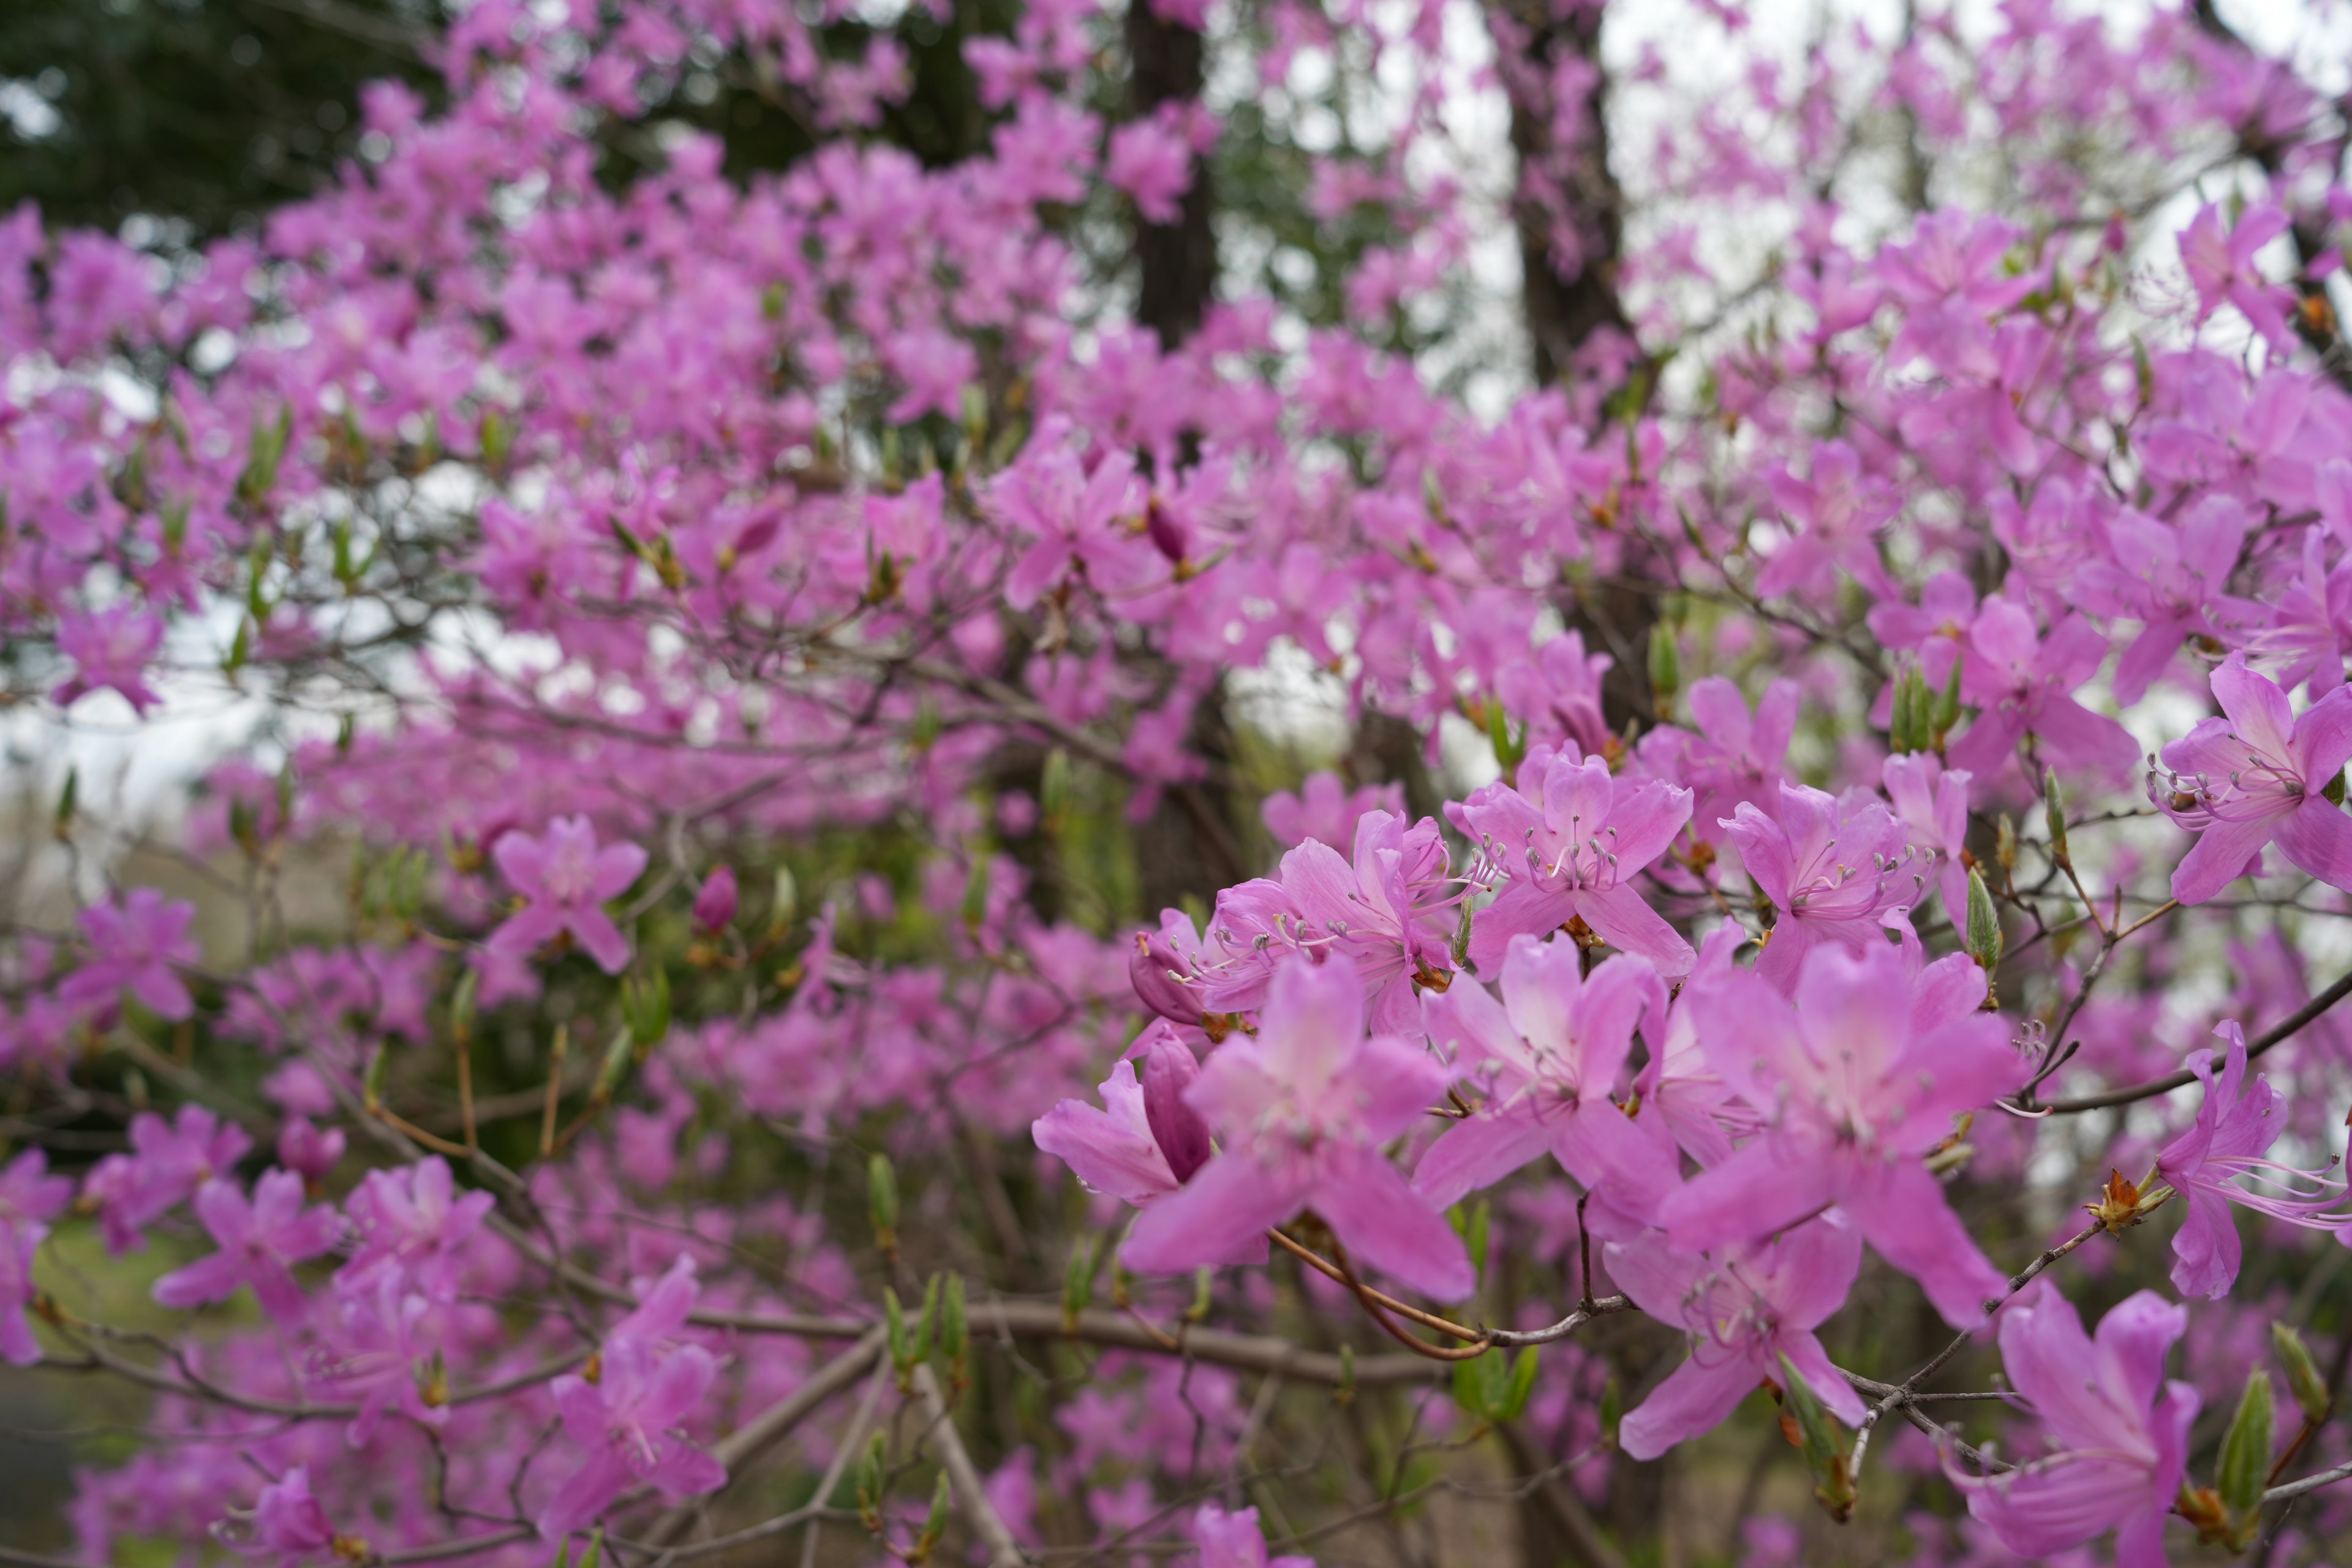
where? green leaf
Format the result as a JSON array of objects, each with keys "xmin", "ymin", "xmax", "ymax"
[
  {"xmin": 868, "ymin": 1154, "xmax": 899, "ymax": 1259},
  {"xmin": 1499, "ymin": 1348, "xmax": 1540, "ymax": 1422},
  {"xmin": 1647, "ymin": 624, "xmax": 1680, "ymax": 717}
]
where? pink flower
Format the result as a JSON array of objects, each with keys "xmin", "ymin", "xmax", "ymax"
[
  {"xmin": 1261, "ymin": 772, "xmax": 1404, "ymax": 851},
  {"xmin": 1107, "ymin": 115, "xmax": 1196, "ymax": 225},
  {"xmin": 1721, "ymin": 783, "xmax": 1912, "ymax": 993},
  {"xmin": 1414, "ymin": 940, "xmax": 1676, "ymax": 1218},
  {"xmin": 2151, "ymin": 653, "xmax": 2352, "ymax": 905},
  {"xmin": 1033, "ymin": 1032, "xmax": 1242, "ymax": 1248},
  {"xmin": 81, "ymin": 1104, "xmax": 254, "ymax": 1254},
  {"xmin": 691, "ymin": 865, "xmax": 738, "ymax": 933},
  {"xmin": 341, "ymin": 1156, "xmax": 496, "ymax": 1302},
  {"xmin": 1605, "ymin": 1213, "xmax": 1867, "ymax": 1458},
  {"xmin": 1881, "ymin": 752, "xmax": 1972, "ymax": 929},
  {"xmin": 2154, "ymin": 1022, "xmax": 2350, "ymax": 1298},
  {"xmin": 1638, "ymin": 675, "xmax": 1799, "ymax": 837},
  {"xmin": 61, "ymin": 888, "xmax": 200, "ymax": 1021},
  {"xmin": 2179, "ymin": 200, "xmax": 2296, "ymax": 349},
  {"xmin": 1123, "ymin": 958, "xmax": 1471, "ymax": 1300},
  {"xmin": 1660, "ymin": 937, "xmax": 2024, "ymax": 1327},
  {"xmin": 1944, "ymin": 1287, "xmax": 2196, "ymax": 1567},
  {"xmin": 489, "ymin": 816, "xmax": 648, "ymax": 974},
  {"xmin": 275, "ymin": 1118, "xmax": 346, "ymax": 1187},
  {"xmin": 538, "ymin": 1259, "xmax": 727, "ymax": 1538},
  {"xmin": 1496, "ymin": 629, "xmax": 1617, "ymax": 761},
  {"xmin": 0, "ymin": 1150, "xmax": 70, "ymax": 1366},
  {"xmin": 1946, "ymin": 600, "xmax": 2136, "ymax": 778},
  {"xmin": 1754, "ymin": 440, "xmax": 1897, "ymax": 601},
  {"xmin": 989, "ymin": 437, "xmax": 1152, "ymax": 611},
  {"xmin": 312, "ymin": 1274, "xmax": 443, "ymax": 1446},
  {"xmin": 53, "ymin": 605, "xmax": 166, "ymax": 715},
  {"xmin": 2073, "ymin": 497, "xmax": 2255, "ymax": 706},
  {"xmin": 153, "ymin": 1170, "xmax": 342, "ymax": 1327},
  {"xmin": 1451, "ymin": 744, "xmax": 1696, "ymax": 977},
  {"xmin": 232, "ymin": 1466, "xmax": 342, "ymax": 1567},
  {"xmin": 1631, "ymin": 927, "xmax": 1762, "ymax": 1169},
  {"xmin": 1198, "ymin": 810, "xmax": 1460, "ymax": 1031},
  {"xmin": 1191, "ymin": 1502, "xmax": 1311, "ymax": 1568},
  {"xmin": 884, "ymin": 326, "xmax": 979, "ymax": 423}
]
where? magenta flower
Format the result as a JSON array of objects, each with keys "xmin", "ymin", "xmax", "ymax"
[
  {"xmin": 1881, "ymin": 752, "xmax": 1972, "ymax": 929},
  {"xmin": 1033, "ymin": 1032, "xmax": 1231, "ymax": 1224},
  {"xmin": 1123, "ymin": 958, "xmax": 1472, "ymax": 1300},
  {"xmin": 2151, "ymin": 653, "xmax": 2352, "ymax": 906},
  {"xmin": 1495, "ymin": 628, "xmax": 1615, "ymax": 761},
  {"xmin": 153, "ymin": 1170, "xmax": 342, "ymax": 1326},
  {"xmin": 81, "ymin": 1104, "xmax": 254, "ymax": 1254},
  {"xmin": 1605, "ymin": 1213, "xmax": 1867, "ymax": 1459},
  {"xmin": 1450, "ymin": 744, "xmax": 1695, "ymax": 977},
  {"xmin": 1946, "ymin": 600, "xmax": 2136, "ymax": 778},
  {"xmin": 1413, "ymin": 939, "xmax": 1675, "ymax": 1218},
  {"xmin": 60, "ymin": 887, "xmax": 201, "ymax": 1021},
  {"xmin": 312, "ymin": 1274, "xmax": 443, "ymax": 1446},
  {"xmin": 0, "ymin": 1150, "xmax": 70, "ymax": 1367},
  {"xmin": 341, "ymin": 1156, "xmax": 496, "ymax": 1303},
  {"xmin": 1755, "ymin": 439, "xmax": 1898, "ymax": 601},
  {"xmin": 275, "ymin": 1118, "xmax": 346, "ymax": 1187},
  {"xmin": 1638, "ymin": 674, "xmax": 1800, "ymax": 836},
  {"xmin": 1944, "ymin": 1286, "xmax": 2196, "ymax": 1568},
  {"xmin": 233, "ymin": 1466, "xmax": 343, "ymax": 1567},
  {"xmin": 489, "ymin": 816, "xmax": 647, "ymax": 974},
  {"xmin": 1631, "ymin": 926, "xmax": 1762, "ymax": 1169},
  {"xmin": 2075, "ymin": 497, "xmax": 2255, "ymax": 707},
  {"xmin": 1106, "ymin": 113, "xmax": 1196, "ymax": 225},
  {"xmin": 2154, "ymin": 1022, "xmax": 2350, "ymax": 1299},
  {"xmin": 1659, "ymin": 938, "xmax": 2024, "ymax": 1327},
  {"xmin": 1260, "ymin": 771, "xmax": 1404, "ymax": 852},
  {"xmin": 690, "ymin": 865, "xmax": 738, "ymax": 933},
  {"xmin": 1721, "ymin": 783, "xmax": 1912, "ymax": 993},
  {"xmin": 538, "ymin": 1259, "xmax": 727, "ymax": 1538},
  {"xmin": 2179, "ymin": 200, "xmax": 2296, "ymax": 349},
  {"xmin": 988, "ymin": 437, "xmax": 1153, "ymax": 611},
  {"xmin": 1191, "ymin": 1502, "xmax": 1312, "ymax": 1568},
  {"xmin": 52, "ymin": 603, "xmax": 166, "ymax": 715}
]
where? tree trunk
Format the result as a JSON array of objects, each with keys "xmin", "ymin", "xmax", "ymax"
[{"xmin": 1126, "ymin": 0, "xmax": 1217, "ymax": 348}]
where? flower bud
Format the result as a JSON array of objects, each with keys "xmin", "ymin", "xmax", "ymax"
[
  {"xmin": 1129, "ymin": 933, "xmax": 1201, "ymax": 1025},
  {"xmin": 692, "ymin": 865, "xmax": 738, "ymax": 933},
  {"xmin": 2274, "ymin": 1321, "xmax": 2332, "ymax": 1424},
  {"xmin": 1142, "ymin": 1037, "xmax": 1213, "ymax": 1183}
]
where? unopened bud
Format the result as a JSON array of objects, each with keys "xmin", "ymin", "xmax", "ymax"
[
  {"xmin": 1141, "ymin": 1038, "xmax": 1213, "ymax": 1183},
  {"xmin": 1128, "ymin": 933, "xmax": 1201, "ymax": 1025},
  {"xmin": 2274, "ymin": 1321, "xmax": 2332, "ymax": 1424}
]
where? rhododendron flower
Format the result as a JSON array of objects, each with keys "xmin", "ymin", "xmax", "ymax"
[
  {"xmin": 1261, "ymin": 772, "xmax": 1403, "ymax": 851},
  {"xmin": 1606, "ymin": 1213, "xmax": 1867, "ymax": 1458},
  {"xmin": 539, "ymin": 1259, "xmax": 726, "ymax": 1537},
  {"xmin": 1755, "ymin": 439, "xmax": 1897, "ymax": 601},
  {"xmin": 153, "ymin": 1170, "xmax": 342, "ymax": 1327},
  {"xmin": 274, "ymin": 1118, "xmax": 345, "ymax": 1188},
  {"xmin": 341, "ymin": 1156, "xmax": 497, "ymax": 1302},
  {"xmin": 314, "ymin": 1275, "xmax": 443, "ymax": 1446},
  {"xmin": 52, "ymin": 604, "xmax": 166, "ymax": 715},
  {"xmin": 1881, "ymin": 752, "xmax": 1971, "ymax": 926},
  {"xmin": 1947, "ymin": 600, "xmax": 2135, "ymax": 777},
  {"xmin": 60, "ymin": 887, "xmax": 200, "ymax": 1021},
  {"xmin": 2074, "ymin": 497, "xmax": 2255, "ymax": 706},
  {"xmin": 1721, "ymin": 783, "xmax": 1911, "ymax": 992},
  {"xmin": 0, "ymin": 1150, "xmax": 71, "ymax": 1366},
  {"xmin": 989, "ymin": 438, "xmax": 1151, "ymax": 610},
  {"xmin": 2179, "ymin": 200, "xmax": 2296, "ymax": 349},
  {"xmin": 489, "ymin": 816, "xmax": 647, "ymax": 974},
  {"xmin": 82, "ymin": 1104, "xmax": 253, "ymax": 1254},
  {"xmin": 1123, "ymin": 958, "xmax": 1472, "ymax": 1300},
  {"xmin": 1414, "ymin": 938, "xmax": 1675, "ymax": 1216},
  {"xmin": 1660, "ymin": 938, "xmax": 2024, "ymax": 1327},
  {"xmin": 1450, "ymin": 744, "xmax": 1696, "ymax": 976},
  {"xmin": 2152, "ymin": 653, "xmax": 2352, "ymax": 905},
  {"xmin": 232, "ymin": 1466, "xmax": 343, "ymax": 1567},
  {"xmin": 1943, "ymin": 1287, "xmax": 2195, "ymax": 1567},
  {"xmin": 1191, "ymin": 1501, "xmax": 1311, "ymax": 1568},
  {"xmin": 1496, "ymin": 628, "xmax": 1615, "ymax": 760},
  {"xmin": 2153, "ymin": 1022, "xmax": 2350, "ymax": 1298},
  {"xmin": 1631, "ymin": 926, "xmax": 1760, "ymax": 1168},
  {"xmin": 1034, "ymin": 1032, "xmax": 1234, "ymax": 1227},
  {"xmin": 1638, "ymin": 675, "xmax": 1798, "ymax": 835},
  {"xmin": 1106, "ymin": 113, "xmax": 1196, "ymax": 225}
]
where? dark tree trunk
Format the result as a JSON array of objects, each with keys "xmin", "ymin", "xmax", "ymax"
[{"xmin": 1126, "ymin": 0, "xmax": 1217, "ymax": 348}]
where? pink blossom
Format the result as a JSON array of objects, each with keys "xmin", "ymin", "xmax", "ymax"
[
  {"xmin": 1191, "ymin": 1502, "xmax": 1311, "ymax": 1568},
  {"xmin": 1660, "ymin": 937, "xmax": 2024, "ymax": 1327},
  {"xmin": 1414, "ymin": 939, "xmax": 1675, "ymax": 1218},
  {"xmin": 1261, "ymin": 772, "xmax": 1404, "ymax": 851},
  {"xmin": 53, "ymin": 605, "xmax": 167, "ymax": 715},
  {"xmin": 82, "ymin": 1104, "xmax": 253, "ymax": 1254},
  {"xmin": 1123, "ymin": 958, "xmax": 1471, "ymax": 1300},
  {"xmin": 275, "ymin": 1118, "xmax": 346, "ymax": 1188},
  {"xmin": 1107, "ymin": 114, "xmax": 1196, "ymax": 225},
  {"xmin": 2073, "ymin": 496, "xmax": 2255, "ymax": 706},
  {"xmin": 61, "ymin": 887, "xmax": 200, "ymax": 1021},
  {"xmin": 2154, "ymin": 1022, "xmax": 2351, "ymax": 1298},
  {"xmin": 1881, "ymin": 752, "xmax": 1972, "ymax": 927},
  {"xmin": 232, "ymin": 1466, "xmax": 343, "ymax": 1567},
  {"xmin": 2179, "ymin": 200, "xmax": 2296, "ymax": 349},
  {"xmin": 1607, "ymin": 1213, "xmax": 1866, "ymax": 1458},
  {"xmin": 0, "ymin": 1150, "xmax": 70, "ymax": 1366},
  {"xmin": 1450, "ymin": 744, "xmax": 1696, "ymax": 977},
  {"xmin": 153, "ymin": 1170, "xmax": 342, "ymax": 1327},
  {"xmin": 1946, "ymin": 600, "xmax": 2136, "ymax": 778},
  {"xmin": 2152, "ymin": 652, "xmax": 2352, "ymax": 905},
  {"xmin": 989, "ymin": 437, "xmax": 1153, "ymax": 610},
  {"xmin": 1943, "ymin": 1287, "xmax": 2195, "ymax": 1567},
  {"xmin": 691, "ymin": 865, "xmax": 739, "ymax": 933},
  {"xmin": 341, "ymin": 1156, "xmax": 497, "ymax": 1302},
  {"xmin": 1755, "ymin": 440, "xmax": 1898, "ymax": 601},
  {"xmin": 1722, "ymin": 783, "xmax": 1912, "ymax": 993},
  {"xmin": 489, "ymin": 816, "xmax": 647, "ymax": 974}
]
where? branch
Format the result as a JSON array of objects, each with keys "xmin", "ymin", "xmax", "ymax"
[
  {"xmin": 2037, "ymin": 966, "xmax": 2352, "ymax": 1113},
  {"xmin": 912, "ymin": 1363, "xmax": 1028, "ymax": 1568}
]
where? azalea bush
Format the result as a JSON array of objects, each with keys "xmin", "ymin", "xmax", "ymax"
[{"xmin": 9, "ymin": 0, "xmax": 2352, "ymax": 1564}]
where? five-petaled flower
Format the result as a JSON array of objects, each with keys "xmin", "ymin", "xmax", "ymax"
[
  {"xmin": 153, "ymin": 1169, "xmax": 344, "ymax": 1327},
  {"xmin": 2152, "ymin": 652, "xmax": 2352, "ymax": 906},
  {"xmin": 489, "ymin": 815, "xmax": 648, "ymax": 975}
]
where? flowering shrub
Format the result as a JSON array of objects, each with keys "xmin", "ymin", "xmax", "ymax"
[{"xmin": 8, "ymin": 0, "xmax": 2352, "ymax": 1564}]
